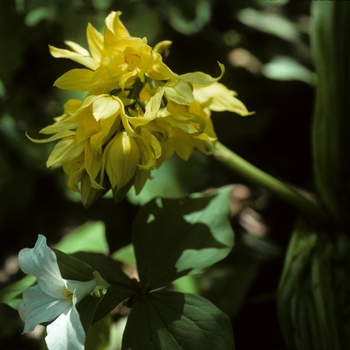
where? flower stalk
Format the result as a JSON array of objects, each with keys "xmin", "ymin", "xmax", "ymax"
[{"xmin": 207, "ymin": 141, "xmax": 329, "ymax": 224}]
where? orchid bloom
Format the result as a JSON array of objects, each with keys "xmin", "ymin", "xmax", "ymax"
[
  {"xmin": 28, "ymin": 11, "xmax": 252, "ymax": 206},
  {"xmin": 18, "ymin": 235, "xmax": 109, "ymax": 350}
]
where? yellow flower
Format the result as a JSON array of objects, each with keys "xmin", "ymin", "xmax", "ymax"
[{"xmin": 29, "ymin": 11, "xmax": 252, "ymax": 207}]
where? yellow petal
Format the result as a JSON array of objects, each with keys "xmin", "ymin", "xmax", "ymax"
[
  {"xmin": 105, "ymin": 11, "xmax": 130, "ymax": 38},
  {"xmin": 85, "ymin": 141, "xmax": 103, "ymax": 189},
  {"xmin": 153, "ymin": 40, "xmax": 172, "ymax": 55},
  {"xmin": 49, "ymin": 45, "xmax": 98, "ymax": 71},
  {"xmin": 147, "ymin": 55, "xmax": 177, "ymax": 81},
  {"xmin": 128, "ymin": 90, "xmax": 163, "ymax": 128},
  {"xmin": 64, "ymin": 40, "xmax": 90, "ymax": 56},
  {"xmin": 135, "ymin": 129, "xmax": 158, "ymax": 170},
  {"xmin": 54, "ymin": 69, "xmax": 93, "ymax": 92},
  {"xmin": 46, "ymin": 137, "xmax": 84, "ymax": 168},
  {"xmin": 75, "ymin": 109, "xmax": 101, "ymax": 143},
  {"xmin": 62, "ymin": 99, "xmax": 83, "ymax": 115},
  {"xmin": 180, "ymin": 62, "xmax": 225, "ymax": 84},
  {"xmin": 87, "ymin": 23, "xmax": 104, "ymax": 62},
  {"xmin": 92, "ymin": 96, "xmax": 120, "ymax": 121},
  {"xmin": 64, "ymin": 154, "xmax": 85, "ymax": 192},
  {"xmin": 193, "ymin": 82, "xmax": 253, "ymax": 116},
  {"xmin": 40, "ymin": 121, "xmax": 77, "ymax": 135},
  {"xmin": 104, "ymin": 132, "xmax": 140, "ymax": 190},
  {"xmin": 26, "ymin": 130, "xmax": 75, "ymax": 143},
  {"xmin": 167, "ymin": 131, "xmax": 194, "ymax": 160},
  {"xmin": 164, "ymin": 80, "xmax": 194, "ymax": 104}
]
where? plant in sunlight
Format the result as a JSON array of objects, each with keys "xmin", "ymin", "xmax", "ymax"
[
  {"xmin": 28, "ymin": 11, "xmax": 251, "ymax": 207},
  {"xmin": 4, "ymin": 2, "xmax": 349, "ymax": 350},
  {"xmin": 2, "ymin": 187, "xmax": 236, "ymax": 350}
]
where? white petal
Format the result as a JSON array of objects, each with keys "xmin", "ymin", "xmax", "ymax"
[
  {"xmin": 46, "ymin": 303, "xmax": 85, "ymax": 350},
  {"xmin": 19, "ymin": 284, "xmax": 71, "ymax": 333},
  {"xmin": 66, "ymin": 279, "xmax": 96, "ymax": 303},
  {"xmin": 18, "ymin": 235, "xmax": 66, "ymax": 299}
]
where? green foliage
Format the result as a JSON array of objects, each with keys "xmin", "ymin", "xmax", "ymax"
[
  {"xmin": 132, "ymin": 185, "xmax": 234, "ymax": 290},
  {"xmin": 123, "ymin": 292, "xmax": 234, "ymax": 350},
  {"xmin": 0, "ymin": 186, "xmax": 235, "ymax": 349}
]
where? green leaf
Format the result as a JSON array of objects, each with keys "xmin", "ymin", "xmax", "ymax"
[
  {"xmin": 77, "ymin": 294, "xmax": 104, "ymax": 334},
  {"xmin": 133, "ymin": 185, "xmax": 234, "ymax": 290},
  {"xmin": 55, "ymin": 221, "xmax": 109, "ymax": 254},
  {"xmin": 71, "ymin": 252, "xmax": 134, "ymax": 286},
  {"xmin": 122, "ymin": 291, "xmax": 235, "ymax": 350},
  {"xmin": 69, "ymin": 253, "xmax": 140, "ymax": 325},
  {"xmin": 92, "ymin": 285, "xmax": 135, "ymax": 325},
  {"xmin": 0, "ymin": 275, "xmax": 35, "ymax": 309},
  {"xmin": 53, "ymin": 249, "xmax": 95, "ymax": 281}
]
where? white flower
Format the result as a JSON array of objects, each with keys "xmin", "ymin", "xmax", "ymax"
[{"xmin": 18, "ymin": 234, "xmax": 103, "ymax": 350}]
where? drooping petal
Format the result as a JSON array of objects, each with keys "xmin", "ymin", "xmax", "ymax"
[
  {"xmin": 47, "ymin": 137, "xmax": 84, "ymax": 168},
  {"xmin": 49, "ymin": 45, "xmax": 99, "ymax": 71},
  {"xmin": 54, "ymin": 69, "xmax": 93, "ymax": 92},
  {"xmin": 84, "ymin": 141, "xmax": 103, "ymax": 189},
  {"xmin": 193, "ymin": 82, "xmax": 253, "ymax": 116},
  {"xmin": 19, "ymin": 284, "xmax": 70, "ymax": 333},
  {"xmin": 46, "ymin": 304, "xmax": 85, "ymax": 350},
  {"xmin": 104, "ymin": 131, "xmax": 140, "ymax": 190},
  {"xmin": 26, "ymin": 130, "xmax": 76, "ymax": 143},
  {"xmin": 180, "ymin": 62, "xmax": 225, "ymax": 84},
  {"xmin": 18, "ymin": 235, "xmax": 67, "ymax": 299}
]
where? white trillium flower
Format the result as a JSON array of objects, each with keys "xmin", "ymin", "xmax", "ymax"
[{"xmin": 18, "ymin": 234, "xmax": 107, "ymax": 350}]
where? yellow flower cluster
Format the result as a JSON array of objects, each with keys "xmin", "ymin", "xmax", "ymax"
[{"xmin": 30, "ymin": 11, "xmax": 251, "ymax": 207}]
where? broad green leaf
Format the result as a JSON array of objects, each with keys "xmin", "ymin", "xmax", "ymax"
[
  {"xmin": 0, "ymin": 275, "xmax": 35, "ymax": 309},
  {"xmin": 133, "ymin": 185, "xmax": 234, "ymax": 290},
  {"xmin": 122, "ymin": 291, "xmax": 235, "ymax": 350},
  {"xmin": 55, "ymin": 221, "xmax": 109, "ymax": 254}
]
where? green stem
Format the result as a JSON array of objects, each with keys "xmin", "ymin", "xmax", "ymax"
[{"xmin": 207, "ymin": 141, "xmax": 328, "ymax": 224}]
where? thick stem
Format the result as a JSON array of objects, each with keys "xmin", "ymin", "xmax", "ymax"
[{"xmin": 207, "ymin": 141, "xmax": 329, "ymax": 224}]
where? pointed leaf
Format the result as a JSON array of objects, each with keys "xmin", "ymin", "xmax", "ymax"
[
  {"xmin": 53, "ymin": 249, "xmax": 95, "ymax": 281},
  {"xmin": 122, "ymin": 291, "xmax": 235, "ymax": 350},
  {"xmin": 133, "ymin": 185, "xmax": 234, "ymax": 290}
]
